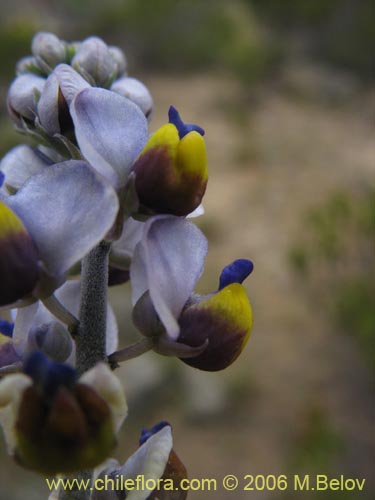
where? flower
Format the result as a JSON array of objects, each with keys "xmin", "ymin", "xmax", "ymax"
[
  {"xmin": 90, "ymin": 422, "xmax": 187, "ymax": 500},
  {"xmin": 0, "ymin": 161, "xmax": 118, "ymax": 307},
  {"xmin": 0, "ymin": 352, "xmax": 127, "ymax": 474},
  {"xmin": 0, "ymin": 279, "xmax": 119, "ymax": 373},
  {"xmin": 130, "ymin": 216, "xmax": 254, "ymax": 371},
  {"xmin": 132, "ymin": 105, "xmax": 207, "ymax": 216}
]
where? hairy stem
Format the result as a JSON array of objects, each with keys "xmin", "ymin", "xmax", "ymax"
[
  {"xmin": 60, "ymin": 242, "xmax": 110, "ymax": 500},
  {"xmin": 76, "ymin": 240, "xmax": 110, "ymax": 375}
]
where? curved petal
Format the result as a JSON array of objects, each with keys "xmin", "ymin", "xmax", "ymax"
[
  {"xmin": 0, "ymin": 145, "xmax": 50, "ymax": 192},
  {"xmin": 7, "ymin": 161, "xmax": 119, "ymax": 276},
  {"xmin": 37, "ymin": 73, "xmax": 60, "ymax": 135},
  {"xmin": 54, "ymin": 63, "xmax": 90, "ymax": 106},
  {"xmin": 112, "ymin": 217, "xmax": 145, "ymax": 256},
  {"xmin": 71, "ymin": 88, "xmax": 148, "ymax": 187},
  {"xmin": 119, "ymin": 425, "xmax": 173, "ymax": 500},
  {"xmin": 130, "ymin": 216, "xmax": 208, "ymax": 340}
]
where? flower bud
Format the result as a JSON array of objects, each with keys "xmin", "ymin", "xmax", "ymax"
[
  {"xmin": 16, "ymin": 56, "xmax": 41, "ymax": 76},
  {"xmin": 111, "ymin": 77, "xmax": 153, "ymax": 118},
  {"xmin": 108, "ymin": 45, "xmax": 127, "ymax": 75},
  {"xmin": 26, "ymin": 322, "xmax": 73, "ymax": 363},
  {"xmin": 133, "ymin": 106, "xmax": 207, "ymax": 216},
  {"xmin": 7, "ymin": 74, "xmax": 45, "ymax": 124},
  {"xmin": 0, "ymin": 201, "xmax": 39, "ymax": 306},
  {"xmin": 177, "ymin": 283, "xmax": 253, "ymax": 371},
  {"xmin": 177, "ymin": 260, "xmax": 254, "ymax": 371},
  {"xmin": 8, "ymin": 353, "xmax": 118, "ymax": 474},
  {"xmin": 31, "ymin": 32, "xmax": 67, "ymax": 69},
  {"xmin": 72, "ymin": 36, "xmax": 117, "ymax": 87}
]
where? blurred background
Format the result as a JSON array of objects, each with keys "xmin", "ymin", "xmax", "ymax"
[{"xmin": 0, "ymin": 0, "xmax": 373, "ymax": 498}]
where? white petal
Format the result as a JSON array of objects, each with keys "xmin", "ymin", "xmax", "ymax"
[
  {"xmin": 71, "ymin": 88, "xmax": 148, "ymax": 187},
  {"xmin": 80, "ymin": 362, "xmax": 127, "ymax": 432},
  {"xmin": 130, "ymin": 216, "xmax": 208, "ymax": 340},
  {"xmin": 120, "ymin": 426, "xmax": 172, "ymax": 500},
  {"xmin": 0, "ymin": 373, "xmax": 31, "ymax": 454},
  {"xmin": 187, "ymin": 203, "xmax": 205, "ymax": 218},
  {"xmin": 0, "ymin": 145, "xmax": 49, "ymax": 192},
  {"xmin": 7, "ymin": 161, "xmax": 119, "ymax": 276}
]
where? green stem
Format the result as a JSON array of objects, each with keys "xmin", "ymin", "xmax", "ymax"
[
  {"xmin": 76, "ymin": 241, "xmax": 111, "ymax": 375},
  {"xmin": 59, "ymin": 242, "xmax": 110, "ymax": 500}
]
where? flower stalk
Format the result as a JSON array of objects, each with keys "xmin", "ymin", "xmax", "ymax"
[{"xmin": 76, "ymin": 240, "xmax": 110, "ymax": 375}]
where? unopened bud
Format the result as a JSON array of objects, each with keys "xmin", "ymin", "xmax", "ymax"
[
  {"xmin": 109, "ymin": 45, "xmax": 127, "ymax": 75},
  {"xmin": 7, "ymin": 74, "xmax": 45, "ymax": 124},
  {"xmin": 31, "ymin": 32, "xmax": 67, "ymax": 69},
  {"xmin": 72, "ymin": 36, "xmax": 117, "ymax": 87}
]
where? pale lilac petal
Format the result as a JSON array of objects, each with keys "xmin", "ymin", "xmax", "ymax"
[
  {"xmin": 0, "ymin": 145, "xmax": 50, "ymax": 192},
  {"xmin": 130, "ymin": 216, "xmax": 208, "ymax": 340},
  {"xmin": 71, "ymin": 88, "xmax": 148, "ymax": 187},
  {"xmin": 54, "ymin": 63, "xmax": 90, "ymax": 105},
  {"xmin": 12, "ymin": 302, "xmax": 39, "ymax": 353},
  {"xmin": 37, "ymin": 73, "xmax": 60, "ymax": 134},
  {"xmin": 118, "ymin": 426, "xmax": 172, "ymax": 500},
  {"xmin": 7, "ymin": 161, "xmax": 119, "ymax": 276},
  {"xmin": 112, "ymin": 217, "xmax": 145, "ymax": 256},
  {"xmin": 111, "ymin": 77, "xmax": 153, "ymax": 117}
]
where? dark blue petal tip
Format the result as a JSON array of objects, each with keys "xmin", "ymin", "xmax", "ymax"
[
  {"xmin": 219, "ymin": 259, "xmax": 254, "ymax": 290},
  {"xmin": 0, "ymin": 318, "xmax": 14, "ymax": 337},
  {"xmin": 0, "ymin": 171, "xmax": 4, "ymax": 188},
  {"xmin": 24, "ymin": 351, "xmax": 77, "ymax": 397},
  {"xmin": 168, "ymin": 105, "xmax": 205, "ymax": 139},
  {"xmin": 139, "ymin": 420, "xmax": 171, "ymax": 446}
]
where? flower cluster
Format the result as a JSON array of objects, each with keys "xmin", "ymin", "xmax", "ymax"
[{"xmin": 0, "ymin": 32, "xmax": 254, "ymax": 498}]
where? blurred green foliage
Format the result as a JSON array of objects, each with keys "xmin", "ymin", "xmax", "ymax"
[
  {"xmin": 293, "ymin": 405, "xmax": 344, "ymax": 471},
  {"xmin": 82, "ymin": 0, "xmax": 275, "ymax": 83},
  {"xmin": 289, "ymin": 189, "xmax": 375, "ymax": 364},
  {"xmin": 251, "ymin": 0, "xmax": 374, "ymax": 77},
  {"xmin": 1, "ymin": 0, "xmax": 372, "ymax": 88}
]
